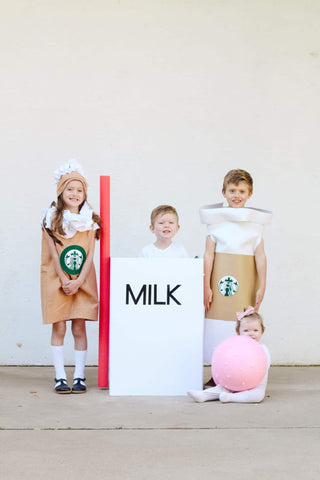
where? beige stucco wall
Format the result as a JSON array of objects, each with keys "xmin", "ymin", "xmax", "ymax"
[{"xmin": 1, "ymin": 0, "xmax": 319, "ymax": 365}]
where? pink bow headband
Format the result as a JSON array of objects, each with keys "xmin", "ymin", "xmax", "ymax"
[{"xmin": 236, "ymin": 306, "xmax": 255, "ymax": 321}]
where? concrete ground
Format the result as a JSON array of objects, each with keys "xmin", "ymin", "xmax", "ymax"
[{"xmin": 1, "ymin": 366, "xmax": 320, "ymax": 480}]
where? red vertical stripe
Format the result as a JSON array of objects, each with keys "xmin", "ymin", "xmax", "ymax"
[{"xmin": 98, "ymin": 176, "xmax": 110, "ymax": 387}]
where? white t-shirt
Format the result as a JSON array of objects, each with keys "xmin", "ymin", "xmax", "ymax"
[{"xmin": 139, "ymin": 241, "xmax": 189, "ymax": 258}]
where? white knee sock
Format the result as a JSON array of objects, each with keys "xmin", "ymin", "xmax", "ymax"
[
  {"xmin": 74, "ymin": 350, "xmax": 87, "ymax": 379},
  {"xmin": 51, "ymin": 345, "xmax": 66, "ymax": 380}
]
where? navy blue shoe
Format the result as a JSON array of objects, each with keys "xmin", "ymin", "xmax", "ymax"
[
  {"xmin": 72, "ymin": 378, "xmax": 87, "ymax": 393},
  {"xmin": 54, "ymin": 378, "xmax": 71, "ymax": 394}
]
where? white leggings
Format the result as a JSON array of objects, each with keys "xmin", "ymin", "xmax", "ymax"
[
  {"xmin": 189, "ymin": 371, "xmax": 269, "ymax": 403},
  {"xmin": 209, "ymin": 383, "xmax": 266, "ymax": 403}
]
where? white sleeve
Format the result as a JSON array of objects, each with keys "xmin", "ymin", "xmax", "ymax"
[
  {"xmin": 253, "ymin": 236, "xmax": 263, "ymax": 252},
  {"xmin": 208, "ymin": 234, "xmax": 216, "ymax": 243},
  {"xmin": 179, "ymin": 245, "xmax": 189, "ymax": 258},
  {"xmin": 138, "ymin": 244, "xmax": 155, "ymax": 258}
]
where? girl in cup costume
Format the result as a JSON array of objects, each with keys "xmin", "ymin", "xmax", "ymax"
[
  {"xmin": 41, "ymin": 160, "xmax": 101, "ymax": 394},
  {"xmin": 200, "ymin": 170, "xmax": 272, "ymax": 372}
]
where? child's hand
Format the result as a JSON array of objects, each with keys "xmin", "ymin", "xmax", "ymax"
[
  {"xmin": 254, "ymin": 287, "xmax": 265, "ymax": 311},
  {"xmin": 62, "ymin": 279, "xmax": 81, "ymax": 295},
  {"xmin": 204, "ymin": 286, "xmax": 213, "ymax": 311}
]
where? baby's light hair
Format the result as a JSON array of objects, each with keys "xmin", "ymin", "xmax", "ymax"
[
  {"xmin": 223, "ymin": 169, "xmax": 253, "ymax": 194},
  {"xmin": 150, "ymin": 205, "xmax": 179, "ymax": 227},
  {"xmin": 235, "ymin": 312, "xmax": 265, "ymax": 335}
]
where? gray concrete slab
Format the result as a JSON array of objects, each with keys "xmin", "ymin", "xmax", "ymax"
[{"xmin": 1, "ymin": 366, "xmax": 320, "ymax": 479}]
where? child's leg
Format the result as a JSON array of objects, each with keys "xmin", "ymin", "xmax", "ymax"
[
  {"xmin": 203, "ymin": 319, "xmax": 236, "ymax": 363},
  {"xmin": 51, "ymin": 321, "xmax": 67, "ymax": 379},
  {"xmin": 219, "ymin": 385, "xmax": 266, "ymax": 403},
  {"xmin": 71, "ymin": 319, "xmax": 87, "ymax": 379},
  {"xmin": 219, "ymin": 372, "xmax": 269, "ymax": 403},
  {"xmin": 188, "ymin": 385, "xmax": 225, "ymax": 403}
]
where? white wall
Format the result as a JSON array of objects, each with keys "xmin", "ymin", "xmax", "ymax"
[{"xmin": 1, "ymin": 0, "xmax": 319, "ymax": 365}]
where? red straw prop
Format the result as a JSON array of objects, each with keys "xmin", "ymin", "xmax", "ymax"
[{"xmin": 98, "ymin": 176, "xmax": 110, "ymax": 387}]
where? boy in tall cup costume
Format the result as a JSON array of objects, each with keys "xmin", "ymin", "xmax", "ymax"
[{"xmin": 200, "ymin": 170, "xmax": 272, "ymax": 369}]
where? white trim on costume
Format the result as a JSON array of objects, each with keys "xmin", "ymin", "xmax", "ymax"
[{"xmin": 42, "ymin": 202, "xmax": 99, "ymax": 239}]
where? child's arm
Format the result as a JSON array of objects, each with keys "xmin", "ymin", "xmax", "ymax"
[
  {"xmin": 254, "ymin": 239, "xmax": 267, "ymax": 311},
  {"xmin": 62, "ymin": 234, "xmax": 96, "ymax": 295},
  {"xmin": 203, "ymin": 236, "xmax": 216, "ymax": 311},
  {"xmin": 43, "ymin": 229, "xmax": 69, "ymax": 288}
]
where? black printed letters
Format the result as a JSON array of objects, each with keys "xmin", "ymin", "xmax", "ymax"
[{"xmin": 126, "ymin": 284, "xmax": 181, "ymax": 305}]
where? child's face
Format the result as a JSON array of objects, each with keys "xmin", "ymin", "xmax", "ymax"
[
  {"xmin": 62, "ymin": 180, "xmax": 85, "ymax": 213},
  {"xmin": 222, "ymin": 181, "xmax": 252, "ymax": 208},
  {"xmin": 238, "ymin": 319, "xmax": 263, "ymax": 342},
  {"xmin": 150, "ymin": 213, "xmax": 180, "ymax": 241}
]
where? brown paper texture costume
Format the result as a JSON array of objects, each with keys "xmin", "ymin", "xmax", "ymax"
[
  {"xmin": 200, "ymin": 203, "xmax": 272, "ymax": 362},
  {"xmin": 41, "ymin": 161, "xmax": 99, "ymax": 325},
  {"xmin": 41, "ymin": 228, "xmax": 98, "ymax": 325}
]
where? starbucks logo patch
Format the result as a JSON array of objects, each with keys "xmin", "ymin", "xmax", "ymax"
[
  {"xmin": 218, "ymin": 275, "xmax": 239, "ymax": 297},
  {"xmin": 60, "ymin": 245, "xmax": 86, "ymax": 275}
]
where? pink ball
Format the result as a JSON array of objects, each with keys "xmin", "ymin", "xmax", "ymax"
[{"xmin": 211, "ymin": 336, "xmax": 268, "ymax": 392}]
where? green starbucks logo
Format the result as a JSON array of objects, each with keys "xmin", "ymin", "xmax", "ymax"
[
  {"xmin": 218, "ymin": 275, "xmax": 239, "ymax": 297},
  {"xmin": 60, "ymin": 245, "xmax": 86, "ymax": 275}
]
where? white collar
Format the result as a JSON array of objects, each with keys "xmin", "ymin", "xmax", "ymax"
[
  {"xmin": 199, "ymin": 203, "xmax": 272, "ymax": 226},
  {"xmin": 42, "ymin": 202, "xmax": 98, "ymax": 238}
]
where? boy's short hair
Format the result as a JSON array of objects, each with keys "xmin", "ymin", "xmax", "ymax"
[
  {"xmin": 223, "ymin": 169, "xmax": 253, "ymax": 193},
  {"xmin": 150, "ymin": 205, "xmax": 179, "ymax": 226},
  {"xmin": 235, "ymin": 312, "xmax": 265, "ymax": 334}
]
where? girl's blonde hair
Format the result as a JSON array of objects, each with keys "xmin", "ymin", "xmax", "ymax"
[{"xmin": 235, "ymin": 312, "xmax": 265, "ymax": 334}]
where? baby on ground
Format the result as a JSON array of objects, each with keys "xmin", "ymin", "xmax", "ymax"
[{"xmin": 188, "ymin": 308, "xmax": 271, "ymax": 403}]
